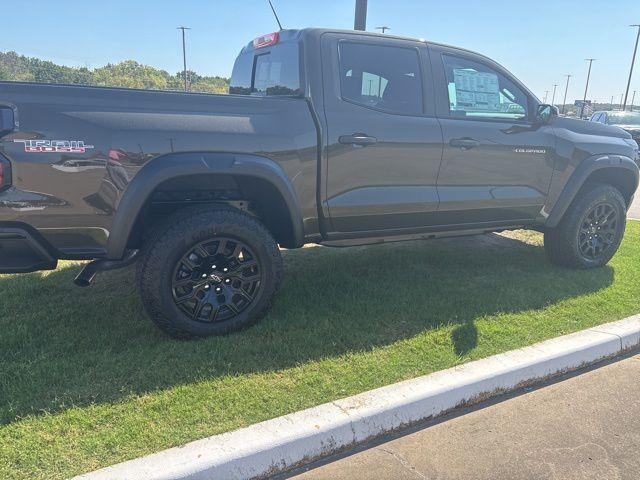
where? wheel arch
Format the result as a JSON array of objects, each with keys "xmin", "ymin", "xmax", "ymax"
[
  {"xmin": 546, "ymin": 154, "xmax": 639, "ymax": 228},
  {"xmin": 106, "ymin": 152, "xmax": 305, "ymax": 259}
]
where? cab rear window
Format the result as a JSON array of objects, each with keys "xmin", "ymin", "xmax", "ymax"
[{"xmin": 229, "ymin": 44, "xmax": 301, "ymax": 96}]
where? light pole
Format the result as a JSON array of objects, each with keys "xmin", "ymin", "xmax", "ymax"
[
  {"xmin": 623, "ymin": 24, "xmax": 640, "ymax": 111},
  {"xmin": 376, "ymin": 26, "xmax": 390, "ymax": 33},
  {"xmin": 633, "ymin": 90, "xmax": 637, "ymax": 111},
  {"xmin": 561, "ymin": 74, "xmax": 572, "ymax": 114},
  {"xmin": 354, "ymin": 0, "xmax": 367, "ymax": 31},
  {"xmin": 621, "ymin": 93, "xmax": 625, "ymax": 110},
  {"xmin": 580, "ymin": 58, "xmax": 596, "ymax": 119},
  {"xmin": 177, "ymin": 26, "xmax": 191, "ymax": 92},
  {"xmin": 551, "ymin": 84, "xmax": 558, "ymax": 106},
  {"xmin": 610, "ymin": 95, "xmax": 614, "ymax": 110}
]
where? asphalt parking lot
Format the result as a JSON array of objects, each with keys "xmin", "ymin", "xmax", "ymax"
[{"xmin": 288, "ymin": 353, "xmax": 640, "ymax": 480}]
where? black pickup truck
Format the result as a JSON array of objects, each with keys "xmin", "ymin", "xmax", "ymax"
[{"xmin": 0, "ymin": 29, "xmax": 638, "ymax": 338}]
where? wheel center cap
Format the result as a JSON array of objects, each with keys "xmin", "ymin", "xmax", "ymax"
[{"xmin": 210, "ymin": 274, "xmax": 223, "ymax": 283}]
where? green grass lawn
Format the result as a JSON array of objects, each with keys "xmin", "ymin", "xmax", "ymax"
[{"xmin": 1, "ymin": 223, "xmax": 640, "ymax": 479}]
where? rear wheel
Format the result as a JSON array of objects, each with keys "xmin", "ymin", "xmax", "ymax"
[
  {"xmin": 544, "ymin": 184, "xmax": 626, "ymax": 268},
  {"xmin": 138, "ymin": 207, "xmax": 283, "ymax": 338}
]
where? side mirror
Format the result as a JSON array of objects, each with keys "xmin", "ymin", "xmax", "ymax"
[{"xmin": 536, "ymin": 104, "xmax": 559, "ymax": 124}]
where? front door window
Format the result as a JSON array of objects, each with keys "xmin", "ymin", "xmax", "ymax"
[{"xmin": 443, "ymin": 54, "xmax": 529, "ymax": 121}]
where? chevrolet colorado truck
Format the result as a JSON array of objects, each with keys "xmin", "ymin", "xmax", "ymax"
[{"xmin": 0, "ymin": 29, "xmax": 638, "ymax": 338}]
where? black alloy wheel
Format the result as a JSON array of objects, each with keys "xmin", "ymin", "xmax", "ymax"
[
  {"xmin": 544, "ymin": 184, "xmax": 626, "ymax": 269},
  {"xmin": 577, "ymin": 201, "xmax": 619, "ymax": 262},
  {"xmin": 138, "ymin": 207, "xmax": 283, "ymax": 338},
  {"xmin": 172, "ymin": 237, "xmax": 262, "ymax": 323}
]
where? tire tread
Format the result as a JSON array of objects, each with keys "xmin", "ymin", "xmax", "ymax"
[{"xmin": 137, "ymin": 206, "xmax": 282, "ymax": 338}]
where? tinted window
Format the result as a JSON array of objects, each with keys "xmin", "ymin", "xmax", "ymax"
[
  {"xmin": 229, "ymin": 44, "xmax": 301, "ymax": 96},
  {"xmin": 229, "ymin": 53, "xmax": 252, "ymax": 95},
  {"xmin": 443, "ymin": 54, "xmax": 529, "ymax": 120},
  {"xmin": 608, "ymin": 112, "xmax": 640, "ymax": 126},
  {"xmin": 339, "ymin": 42, "xmax": 423, "ymax": 115}
]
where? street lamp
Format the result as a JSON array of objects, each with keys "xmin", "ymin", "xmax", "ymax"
[
  {"xmin": 354, "ymin": 0, "xmax": 367, "ymax": 31},
  {"xmin": 551, "ymin": 84, "xmax": 558, "ymax": 106},
  {"xmin": 177, "ymin": 26, "xmax": 191, "ymax": 92},
  {"xmin": 561, "ymin": 74, "xmax": 572, "ymax": 114},
  {"xmin": 623, "ymin": 24, "xmax": 640, "ymax": 111},
  {"xmin": 580, "ymin": 58, "xmax": 596, "ymax": 119}
]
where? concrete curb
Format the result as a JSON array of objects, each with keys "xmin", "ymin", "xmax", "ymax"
[{"xmin": 74, "ymin": 315, "xmax": 640, "ymax": 480}]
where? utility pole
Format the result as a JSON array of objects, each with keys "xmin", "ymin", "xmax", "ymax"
[
  {"xmin": 621, "ymin": 93, "xmax": 624, "ymax": 110},
  {"xmin": 580, "ymin": 58, "xmax": 596, "ymax": 119},
  {"xmin": 543, "ymin": 90, "xmax": 549, "ymax": 103},
  {"xmin": 633, "ymin": 90, "xmax": 637, "ymax": 111},
  {"xmin": 623, "ymin": 25, "xmax": 640, "ymax": 111},
  {"xmin": 551, "ymin": 84, "xmax": 558, "ymax": 106},
  {"xmin": 354, "ymin": 0, "xmax": 367, "ymax": 31},
  {"xmin": 376, "ymin": 26, "xmax": 390, "ymax": 33},
  {"xmin": 177, "ymin": 26, "xmax": 191, "ymax": 92},
  {"xmin": 561, "ymin": 74, "xmax": 572, "ymax": 114},
  {"xmin": 610, "ymin": 95, "xmax": 614, "ymax": 110}
]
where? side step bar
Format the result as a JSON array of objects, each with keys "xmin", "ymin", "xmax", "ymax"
[{"xmin": 74, "ymin": 249, "xmax": 140, "ymax": 287}]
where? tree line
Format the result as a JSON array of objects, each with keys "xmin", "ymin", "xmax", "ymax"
[{"xmin": 0, "ymin": 51, "xmax": 230, "ymax": 94}]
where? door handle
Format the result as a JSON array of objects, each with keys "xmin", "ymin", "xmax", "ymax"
[
  {"xmin": 339, "ymin": 133, "xmax": 378, "ymax": 146},
  {"xmin": 450, "ymin": 138, "xmax": 480, "ymax": 150}
]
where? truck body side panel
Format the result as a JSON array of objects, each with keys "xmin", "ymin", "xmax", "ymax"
[{"xmin": 0, "ymin": 83, "xmax": 318, "ymax": 256}]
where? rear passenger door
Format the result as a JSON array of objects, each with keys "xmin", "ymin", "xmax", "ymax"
[
  {"xmin": 320, "ymin": 33, "xmax": 443, "ymax": 234},
  {"xmin": 430, "ymin": 45, "xmax": 557, "ymax": 226}
]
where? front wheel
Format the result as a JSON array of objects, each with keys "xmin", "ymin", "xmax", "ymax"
[
  {"xmin": 137, "ymin": 207, "xmax": 283, "ymax": 338},
  {"xmin": 544, "ymin": 184, "xmax": 626, "ymax": 269}
]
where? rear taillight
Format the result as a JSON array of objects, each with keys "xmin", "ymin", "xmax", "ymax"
[
  {"xmin": 0, "ymin": 157, "xmax": 10, "ymax": 190},
  {"xmin": 253, "ymin": 32, "xmax": 279, "ymax": 49}
]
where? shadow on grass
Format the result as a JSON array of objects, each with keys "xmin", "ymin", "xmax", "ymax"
[{"xmin": 0, "ymin": 233, "xmax": 614, "ymax": 424}]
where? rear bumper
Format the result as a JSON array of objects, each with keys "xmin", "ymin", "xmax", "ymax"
[{"xmin": 0, "ymin": 223, "xmax": 57, "ymax": 273}]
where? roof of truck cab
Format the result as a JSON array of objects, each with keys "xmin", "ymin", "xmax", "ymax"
[
  {"xmin": 243, "ymin": 27, "xmax": 488, "ymax": 59},
  {"xmin": 239, "ymin": 28, "xmax": 539, "ymax": 102}
]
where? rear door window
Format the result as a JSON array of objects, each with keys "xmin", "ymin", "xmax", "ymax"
[{"xmin": 338, "ymin": 42, "xmax": 424, "ymax": 115}]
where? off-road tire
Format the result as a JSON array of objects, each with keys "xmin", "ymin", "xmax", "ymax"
[
  {"xmin": 544, "ymin": 184, "xmax": 626, "ymax": 269},
  {"xmin": 137, "ymin": 207, "xmax": 283, "ymax": 339}
]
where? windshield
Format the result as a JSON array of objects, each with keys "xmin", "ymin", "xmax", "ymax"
[{"xmin": 608, "ymin": 112, "xmax": 640, "ymax": 126}]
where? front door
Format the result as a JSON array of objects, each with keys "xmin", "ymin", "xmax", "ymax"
[
  {"xmin": 430, "ymin": 46, "xmax": 557, "ymax": 226},
  {"xmin": 320, "ymin": 34, "xmax": 443, "ymax": 234}
]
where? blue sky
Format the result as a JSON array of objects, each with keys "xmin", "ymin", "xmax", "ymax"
[{"xmin": 2, "ymin": 0, "xmax": 639, "ymax": 103}]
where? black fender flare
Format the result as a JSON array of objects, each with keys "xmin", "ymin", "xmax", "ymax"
[
  {"xmin": 546, "ymin": 154, "xmax": 639, "ymax": 228},
  {"xmin": 106, "ymin": 152, "xmax": 304, "ymax": 259}
]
